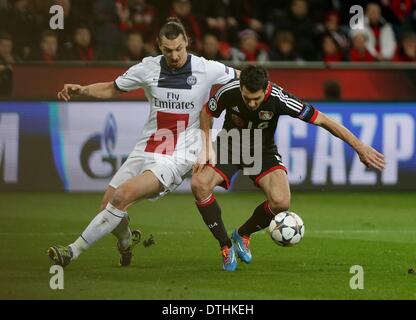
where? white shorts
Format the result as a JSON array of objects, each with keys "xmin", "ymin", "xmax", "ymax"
[{"xmin": 109, "ymin": 153, "xmax": 193, "ymax": 201}]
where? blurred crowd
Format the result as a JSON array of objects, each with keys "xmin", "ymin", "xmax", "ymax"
[{"xmin": 1, "ymin": 0, "xmax": 416, "ymax": 70}]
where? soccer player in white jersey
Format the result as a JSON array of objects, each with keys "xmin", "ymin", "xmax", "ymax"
[{"xmin": 48, "ymin": 18, "xmax": 237, "ymax": 268}]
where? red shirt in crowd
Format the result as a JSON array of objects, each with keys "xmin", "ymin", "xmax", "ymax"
[{"xmin": 350, "ymin": 48, "xmax": 376, "ymax": 62}]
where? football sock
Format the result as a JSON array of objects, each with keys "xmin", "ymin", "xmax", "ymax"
[
  {"xmin": 238, "ymin": 201, "xmax": 275, "ymax": 236},
  {"xmin": 112, "ymin": 216, "xmax": 132, "ymax": 251},
  {"xmin": 69, "ymin": 203, "xmax": 127, "ymax": 260},
  {"xmin": 195, "ymin": 194, "xmax": 232, "ymax": 248}
]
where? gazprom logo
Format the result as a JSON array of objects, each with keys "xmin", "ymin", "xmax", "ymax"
[
  {"xmin": 103, "ymin": 113, "xmax": 117, "ymax": 156},
  {"xmin": 80, "ymin": 113, "xmax": 127, "ymax": 179}
]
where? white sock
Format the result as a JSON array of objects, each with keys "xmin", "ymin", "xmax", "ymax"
[
  {"xmin": 69, "ymin": 203, "xmax": 126, "ymax": 260},
  {"xmin": 69, "ymin": 237, "xmax": 88, "ymax": 260},
  {"xmin": 112, "ymin": 215, "xmax": 132, "ymax": 251}
]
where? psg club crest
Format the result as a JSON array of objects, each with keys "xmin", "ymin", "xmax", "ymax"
[
  {"xmin": 259, "ymin": 111, "xmax": 274, "ymax": 120},
  {"xmin": 186, "ymin": 75, "xmax": 197, "ymax": 86}
]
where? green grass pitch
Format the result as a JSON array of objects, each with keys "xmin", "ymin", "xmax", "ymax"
[{"xmin": 1, "ymin": 192, "xmax": 415, "ymax": 300}]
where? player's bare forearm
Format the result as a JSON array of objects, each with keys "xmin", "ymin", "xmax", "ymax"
[
  {"xmin": 80, "ymin": 82, "xmax": 119, "ymax": 99},
  {"xmin": 313, "ymin": 112, "xmax": 386, "ymax": 171},
  {"xmin": 57, "ymin": 82, "xmax": 119, "ymax": 101},
  {"xmin": 313, "ymin": 112, "xmax": 362, "ymax": 150}
]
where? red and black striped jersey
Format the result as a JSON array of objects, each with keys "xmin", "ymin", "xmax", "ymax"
[{"xmin": 206, "ymin": 80, "xmax": 319, "ymax": 151}]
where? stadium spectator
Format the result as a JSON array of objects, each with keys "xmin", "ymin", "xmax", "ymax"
[
  {"xmin": 195, "ymin": 1, "xmax": 232, "ymax": 43},
  {"xmin": 307, "ymin": 0, "xmax": 343, "ymax": 23},
  {"xmin": 0, "ymin": 0, "xmax": 9, "ymax": 9},
  {"xmin": 272, "ymin": 0, "xmax": 321, "ymax": 61},
  {"xmin": 0, "ymin": 32, "xmax": 15, "ymax": 64},
  {"xmin": 198, "ymin": 0, "xmax": 264, "ymax": 39},
  {"xmin": 64, "ymin": 26, "xmax": 95, "ymax": 61},
  {"xmin": 0, "ymin": 0, "xmax": 11, "ymax": 31},
  {"xmin": 148, "ymin": 0, "xmax": 171, "ymax": 22},
  {"xmin": 349, "ymin": 30, "xmax": 377, "ymax": 62},
  {"xmin": 1, "ymin": 0, "xmax": 415, "ymax": 64},
  {"xmin": 379, "ymin": 0, "xmax": 414, "ymax": 26},
  {"xmin": 5, "ymin": 0, "xmax": 42, "ymax": 60},
  {"xmin": 323, "ymin": 10, "xmax": 349, "ymax": 52},
  {"xmin": 393, "ymin": 31, "xmax": 416, "ymax": 61},
  {"xmin": 93, "ymin": 0, "xmax": 124, "ymax": 60},
  {"xmin": 116, "ymin": 0, "xmax": 134, "ymax": 32},
  {"xmin": 30, "ymin": 30, "xmax": 61, "ymax": 63},
  {"xmin": 65, "ymin": 0, "xmax": 93, "ymax": 23},
  {"xmin": 235, "ymin": 0, "xmax": 264, "ymax": 34},
  {"xmin": 268, "ymin": 31, "xmax": 300, "ymax": 61},
  {"xmin": 120, "ymin": 31, "xmax": 152, "ymax": 62},
  {"xmin": 337, "ymin": 0, "xmax": 369, "ymax": 26},
  {"xmin": 322, "ymin": 34, "xmax": 344, "ymax": 63},
  {"xmin": 230, "ymin": 29, "xmax": 268, "ymax": 62},
  {"xmin": 198, "ymin": 0, "xmax": 268, "ymax": 47},
  {"xmin": 169, "ymin": 0, "xmax": 202, "ymax": 53},
  {"xmin": 33, "ymin": 0, "xmax": 93, "ymax": 54},
  {"xmin": 364, "ymin": 2, "xmax": 397, "ymax": 60},
  {"xmin": 0, "ymin": 32, "xmax": 14, "ymax": 97},
  {"xmin": 200, "ymin": 33, "xmax": 228, "ymax": 61},
  {"xmin": 116, "ymin": 0, "xmax": 158, "ymax": 42},
  {"xmin": 51, "ymin": 0, "xmax": 77, "ymax": 48}
]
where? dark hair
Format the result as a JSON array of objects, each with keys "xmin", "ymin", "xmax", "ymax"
[
  {"xmin": 127, "ymin": 30, "xmax": 143, "ymax": 39},
  {"xmin": 74, "ymin": 24, "xmax": 91, "ymax": 32},
  {"xmin": 0, "ymin": 32, "xmax": 12, "ymax": 42},
  {"xmin": 274, "ymin": 31, "xmax": 295, "ymax": 45},
  {"xmin": 40, "ymin": 30, "xmax": 57, "ymax": 41},
  {"xmin": 158, "ymin": 17, "xmax": 187, "ymax": 41},
  {"xmin": 401, "ymin": 31, "xmax": 416, "ymax": 43},
  {"xmin": 240, "ymin": 65, "xmax": 269, "ymax": 92}
]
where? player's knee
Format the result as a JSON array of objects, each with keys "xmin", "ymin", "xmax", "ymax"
[
  {"xmin": 269, "ymin": 195, "xmax": 291, "ymax": 213},
  {"xmin": 110, "ymin": 188, "xmax": 131, "ymax": 210}
]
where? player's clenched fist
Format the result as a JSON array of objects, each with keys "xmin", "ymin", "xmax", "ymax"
[{"xmin": 57, "ymin": 84, "xmax": 84, "ymax": 101}]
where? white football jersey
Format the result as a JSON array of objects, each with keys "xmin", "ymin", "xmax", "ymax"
[{"xmin": 114, "ymin": 54, "xmax": 236, "ymax": 163}]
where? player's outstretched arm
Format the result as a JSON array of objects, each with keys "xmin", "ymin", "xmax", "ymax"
[
  {"xmin": 313, "ymin": 111, "xmax": 386, "ymax": 171},
  {"xmin": 57, "ymin": 82, "xmax": 119, "ymax": 101}
]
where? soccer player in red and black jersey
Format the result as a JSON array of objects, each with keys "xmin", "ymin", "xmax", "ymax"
[{"xmin": 191, "ymin": 65, "xmax": 386, "ymax": 271}]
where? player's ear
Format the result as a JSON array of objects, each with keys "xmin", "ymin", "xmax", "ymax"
[{"xmin": 183, "ymin": 34, "xmax": 189, "ymax": 48}]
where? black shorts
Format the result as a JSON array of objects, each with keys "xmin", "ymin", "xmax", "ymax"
[{"xmin": 209, "ymin": 150, "xmax": 287, "ymax": 190}]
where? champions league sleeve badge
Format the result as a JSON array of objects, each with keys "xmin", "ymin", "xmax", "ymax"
[{"xmin": 208, "ymin": 97, "xmax": 217, "ymax": 111}]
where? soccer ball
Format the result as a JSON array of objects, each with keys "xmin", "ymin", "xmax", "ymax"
[{"xmin": 269, "ymin": 211, "xmax": 305, "ymax": 246}]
